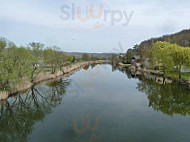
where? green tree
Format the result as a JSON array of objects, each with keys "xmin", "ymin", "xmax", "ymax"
[
  {"xmin": 0, "ymin": 38, "xmax": 7, "ymax": 56},
  {"xmin": 44, "ymin": 49, "xmax": 72, "ymax": 74},
  {"xmin": 126, "ymin": 49, "xmax": 135, "ymax": 64},
  {"xmin": 64, "ymin": 53, "xmax": 75, "ymax": 63},
  {"xmin": 90, "ymin": 54, "xmax": 97, "ymax": 61},
  {"xmin": 152, "ymin": 42, "xmax": 175, "ymax": 79},
  {"xmin": 171, "ymin": 46, "xmax": 190, "ymax": 80},
  {"xmin": 28, "ymin": 42, "xmax": 45, "ymax": 82},
  {"xmin": 0, "ymin": 45, "xmax": 34, "ymax": 90},
  {"xmin": 152, "ymin": 41, "xmax": 190, "ymax": 80},
  {"xmin": 81, "ymin": 53, "xmax": 89, "ymax": 61},
  {"xmin": 44, "ymin": 49, "xmax": 59, "ymax": 73},
  {"xmin": 132, "ymin": 44, "xmax": 139, "ymax": 53},
  {"xmin": 138, "ymin": 44, "xmax": 151, "ymax": 60},
  {"xmin": 111, "ymin": 54, "xmax": 119, "ymax": 65}
]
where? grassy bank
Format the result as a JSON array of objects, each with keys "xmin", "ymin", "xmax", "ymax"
[{"xmin": 0, "ymin": 60, "xmax": 109, "ymax": 101}]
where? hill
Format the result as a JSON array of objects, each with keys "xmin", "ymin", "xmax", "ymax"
[
  {"xmin": 138, "ymin": 29, "xmax": 190, "ymax": 59},
  {"xmin": 65, "ymin": 52, "xmax": 114, "ymax": 59},
  {"xmin": 139, "ymin": 29, "xmax": 190, "ymax": 49}
]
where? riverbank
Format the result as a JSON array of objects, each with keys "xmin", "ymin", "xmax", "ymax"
[
  {"xmin": 118, "ymin": 62, "xmax": 190, "ymax": 85},
  {"xmin": 0, "ymin": 60, "xmax": 110, "ymax": 101}
]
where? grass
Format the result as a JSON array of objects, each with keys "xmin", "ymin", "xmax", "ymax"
[
  {"xmin": 150, "ymin": 70, "xmax": 190, "ymax": 81},
  {"xmin": 150, "ymin": 70, "xmax": 164, "ymax": 75},
  {"xmin": 123, "ymin": 64, "xmax": 131, "ymax": 67},
  {"xmin": 43, "ymin": 68, "xmax": 52, "ymax": 72},
  {"xmin": 166, "ymin": 72, "xmax": 190, "ymax": 81},
  {"xmin": 181, "ymin": 73, "xmax": 190, "ymax": 81}
]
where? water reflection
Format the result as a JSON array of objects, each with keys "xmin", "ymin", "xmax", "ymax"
[
  {"xmin": 0, "ymin": 78, "xmax": 70, "ymax": 142},
  {"xmin": 115, "ymin": 66, "xmax": 190, "ymax": 116},
  {"xmin": 1, "ymin": 65, "xmax": 190, "ymax": 142},
  {"xmin": 137, "ymin": 79, "xmax": 190, "ymax": 116},
  {"xmin": 83, "ymin": 65, "xmax": 90, "ymax": 71}
]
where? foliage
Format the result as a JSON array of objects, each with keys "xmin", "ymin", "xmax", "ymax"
[
  {"xmin": 151, "ymin": 41, "xmax": 190, "ymax": 80},
  {"xmin": 138, "ymin": 43, "xmax": 152, "ymax": 60},
  {"xmin": 152, "ymin": 42, "xmax": 175, "ymax": 75},
  {"xmin": 126, "ymin": 49, "xmax": 135, "ymax": 63},
  {"xmin": 137, "ymin": 78, "xmax": 190, "ymax": 116},
  {"xmin": 64, "ymin": 53, "xmax": 75, "ymax": 62},
  {"xmin": 28, "ymin": 42, "xmax": 44, "ymax": 82},
  {"xmin": 0, "ymin": 38, "xmax": 7, "ymax": 55},
  {"xmin": 132, "ymin": 44, "xmax": 139, "ymax": 53},
  {"xmin": 0, "ymin": 79, "xmax": 70, "ymax": 142},
  {"xmin": 0, "ymin": 46, "xmax": 34, "ymax": 89},
  {"xmin": 138, "ymin": 29, "xmax": 190, "ymax": 60},
  {"xmin": 0, "ymin": 38, "xmax": 75, "ymax": 91},
  {"xmin": 81, "ymin": 53, "xmax": 89, "ymax": 61},
  {"xmin": 111, "ymin": 54, "xmax": 118, "ymax": 64},
  {"xmin": 44, "ymin": 49, "xmax": 70, "ymax": 73},
  {"xmin": 90, "ymin": 54, "xmax": 97, "ymax": 61}
]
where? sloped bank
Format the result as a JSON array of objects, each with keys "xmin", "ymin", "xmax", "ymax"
[{"xmin": 0, "ymin": 60, "xmax": 110, "ymax": 101}]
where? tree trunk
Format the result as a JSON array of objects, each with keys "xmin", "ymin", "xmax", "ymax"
[
  {"xmin": 163, "ymin": 76, "xmax": 165, "ymax": 85},
  {"xmin": 178, "ymin": 65, "xmax": 182, "ymax": 81},
  {"xmin": 163, "ymin": 68, "xmax": 166, "ymax": 84}
]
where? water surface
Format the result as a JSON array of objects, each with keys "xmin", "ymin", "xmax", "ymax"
[{"xmin": 1, "ymin": 64, "xmax": 190, "ymax": 142}]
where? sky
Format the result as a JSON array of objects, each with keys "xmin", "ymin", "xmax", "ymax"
[{"xmin": 0, "ymin": 0, "xmax": 190, "ymax": 53}]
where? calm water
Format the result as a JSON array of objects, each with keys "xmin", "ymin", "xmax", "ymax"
[{"xmin": 1, "ymin": 64, "xmax": 190, "ymax": 142}]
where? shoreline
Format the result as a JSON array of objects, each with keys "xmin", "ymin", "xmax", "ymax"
[
  {"xmin": 0, "ymin": 60, "xmax": 110, "ymax": 101},
  {"xmin": 118, "ymin": 63, "xmax": 190, "ymax": 85}
]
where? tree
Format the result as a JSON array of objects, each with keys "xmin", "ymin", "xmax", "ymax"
[
  {"xmin": 81, "ymin": 53, "xmax": 89, "ymax": 61},
  {"xmin": 14, "ymin": 47, "xmax": 34, "ymax": 78},
  {"xmin": 0, "ymin": 38, "xmax": 7, "ymax": 89},
  {"xmin": 44, "ymin": 49, "xmax": 59, "ymax": 73},
  {"xmin": 132, "ymin": 44, "xmax": 139, "ymax": 53},
  {"xmin": 64, "ymin": 53, "xmax": 75, "ymax": 63},
  {"xmin": 44, "ymin": 49, "xmax": 73, "ymax": 74},
  {"xmin": 152, "ymin": 41, "xmax": 190, "ymax": 80},
  {"xmin": 125, "ymin": 49, "xmax": 135, "ymax": 64},
  {"xmin": 171, "ymin": 45, "xmax": 190, "ymax": 80},
  {"xmin": 0, "ymin": 38, "xmax": 7, "ymax": 56},
  {"xmin": 0, "ymin": 45, "xmax": 34, "ymax": 90},
  {"xmin": 28, "ymin": 42, "xmax": 45, "ymax": 82},
  {"xmin": 138, "ymin": 44, "xmax": 151, "ymax": 60},
  {"xmin": 0, "ymin": 37, "xmax": 77, "ymax": 91},
  {"xmin": 90, "ymin": 54, "xmax": 97, "ymax": 61},
  {"xmin": 111, "ymin": 54, "xmax": 119, "ymax": 65},
  {"xmin": 152, "ymin": 42, "xmax": 175, "ymax": 80}
]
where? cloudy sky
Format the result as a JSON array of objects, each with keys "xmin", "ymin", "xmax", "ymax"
[{"xmin": 0, "ymin": 0, "xmax": 190, "ymax": 53}]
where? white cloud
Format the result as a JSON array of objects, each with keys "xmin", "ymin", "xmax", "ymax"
[{"xmin": 0, "ymin": 0, "xmax": 190, "ymax": 52}]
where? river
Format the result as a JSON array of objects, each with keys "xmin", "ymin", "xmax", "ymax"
[{"xmin": 1, "ymin": 64, "xmax": 190, "ymax": 142}]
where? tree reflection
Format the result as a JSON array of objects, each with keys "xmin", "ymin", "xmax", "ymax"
[
  {"xmin": 0, "ymin": 78, "xmax": 70, "ymax": 142},
  {"xmin": 112, "ymin": 65, "xmax": 133, "ymax": 79},
  {"xmin": 112, "ymin": 65, "xmax": 118, "ymax": 72},
  {"xmin": 83, "ymin": 65, "xmax": 90, "ymax": 71},
  {"xmin": 90, "ymin": 64, "xmax": 97, "ymax": 69},
  {"xmin": 115, "ymin": 66, "xmax": 190, "ymax": 116},
  {"xmin": 137, "ymin": 78, "xmax": 190, "ymax": 116}
]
